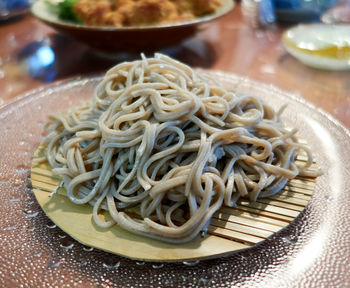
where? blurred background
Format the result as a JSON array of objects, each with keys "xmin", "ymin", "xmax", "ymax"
[{"xmin": 0, "ymin": 0, "xmax": 349, "ymax": 126}]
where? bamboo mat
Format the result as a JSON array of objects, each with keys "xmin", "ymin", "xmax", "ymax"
[{"xmin": 31, "ymin": 146, "xmax": 316, "ymax": 261}]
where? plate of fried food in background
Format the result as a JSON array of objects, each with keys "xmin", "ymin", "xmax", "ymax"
[{"xmin": 31, "ymin": 0, "xmax": 234, "ymax": 53}]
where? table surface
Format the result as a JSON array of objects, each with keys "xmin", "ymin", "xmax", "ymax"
[{"xmin": 0, "ymin": 3, "xmax": 349, "ymax": 129}]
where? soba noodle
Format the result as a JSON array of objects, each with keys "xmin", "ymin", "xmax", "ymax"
[{"xmin": 38, "ymin": 53, "xmax": 319, "ymax": 243}]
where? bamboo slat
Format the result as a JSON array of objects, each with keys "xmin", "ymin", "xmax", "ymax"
[{"xmin": 30, "ymin": 145, "xmax": 317, "ymax": 261}]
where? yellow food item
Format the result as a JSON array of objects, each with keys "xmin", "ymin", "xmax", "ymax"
[{"xmin": 282, "ymin": 25, "xmax": 350, "ymax": 60}]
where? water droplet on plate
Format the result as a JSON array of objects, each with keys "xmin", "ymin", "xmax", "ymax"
[
  {"xmin": 13, "ymin": 178, "xmax": 23, "ymax": 187},
  {"xmin": 4, "ymin": 226, "xmax": 16, "ymax": 231},
  {"xmin": 46, "ymin": 223, "xmax": 57, "ymax": 229},
  {"xmin": 240, "ymin": 255, "xmax": 247, "ymax": 260},
  {"xmin": 0, "ymin": 177, "xmax": 9, "ymax": 184},
  {"xmin": 102, "ymin": 260, "xmax": 120, "ymax": 269},
  {"xmin": 60, "ymin": 243, "xmax": 74, "ymax": 250},
  {"xmin": 23, "ymin": 210, "xmax": 39, "ymax": 218},
  {"xmin": 22, "ymin": 151, "xmax": 30, "ymax": 157},
  {"xmin": 282, "ymin": 236, "xmax": 296, "ymax": 244},
  {"xmin": 49, "ymin": 261, "xmax": 62, "ymax": 268},
  {"xmin": 27, "ymin": 226, "xmax": 35, "ymax": 232},
  {"xmin": 199, "ymin": 275, "xmax": 213, "ymax": 285},
  {"xmin": 136, "ymin": 261, "xmax": 145, "ymax": 266},
  {"xmin": 59, "ymin": 237, "xmax": 74, "ymax": 250},
  {"xmin": 83, "ymin": 246, "xmax": 94, "ymax": 252},
  {"xmin": 183, "ymin": 260, "xmax": 200, "ymax": 266},
  {"xmin": 19, "ymin": 140, "xmax": 28, "ymax": 146},
  {"xmin": 15, "ymin": 165, "xmax": 28, "ymax": 174},
  {"xmin": 26, "ymin": 181, "xmax": 33, "ymax": 190}
]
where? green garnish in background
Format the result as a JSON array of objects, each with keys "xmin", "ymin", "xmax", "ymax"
[
  {"xmin": 46, "ymin": 0, "xmax": 82, "ymax": 23},
  {"xmin": 58, "ymin": 0, "xmax": 80, "ymax": 22},
  {"xmin": 58, "ymin": 0, "xmax": 81, "ymax": 22}
]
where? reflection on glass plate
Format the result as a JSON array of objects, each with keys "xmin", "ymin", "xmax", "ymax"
[
  {"xmin": 30, "ymin": 0, "xmax": 234, "ymax": 53},
  {"xmin": 0, "ymin": 72, "xmax": 349, "ymax": 287}
]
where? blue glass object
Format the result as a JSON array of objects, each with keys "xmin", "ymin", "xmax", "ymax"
[
  {"xmin": 18, "ymin": 40, "xmax": 57, "ymax": 82},
  {"xmin": 274, "ymin": 0, "xmax": 337, "ymax": 11},
  {"xmin": 260, "ymin": 0, "xmax": 276, "ymax": 24},
  {"xmin": 1, "ymin": 0, "xmax": 29, "ymax": 10},
  {"xmin": 275, "ymin": 0, "xmax": 301, "ymax": 9}
]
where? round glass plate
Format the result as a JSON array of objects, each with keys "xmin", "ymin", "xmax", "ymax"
[{"xmin": 0, "ymin": 71, "xmax": 349, "ymax": 287}]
